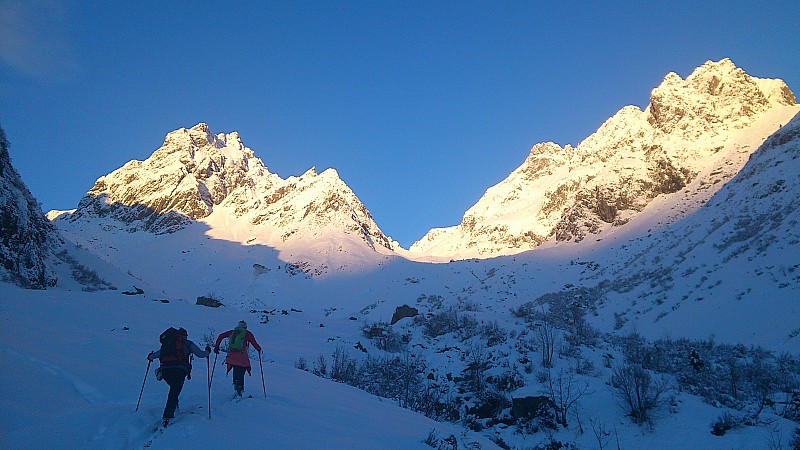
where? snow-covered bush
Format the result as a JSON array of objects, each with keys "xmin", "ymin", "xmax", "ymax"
[
  {"xmin": 790, "ymin": 427, "xmax": 800, "ymax": 449},
  {"xmin": 616, "ymin": 335, "xmax": 799, "ymax": 418},
  {"xmin": 489, "ymin": 362, "xmax": 526, "ymax": 393},
  {"xmin": 481, "ymin": 320, "xmax": 507, "ymax": 347},
  {"xmin": 361, "ymin": 320, "xmax": 408, "ymax": 352},
  {"xmin": 294, "ymin": 357, "xmax": 308, "ymax": 371},
  {"xmin": 710, "ymin": 411, "xmax": 742, "ymax": 436},
  {"xmin": 56, "ymin": 250, "xmax": 115, "ymax": 291},
  {"xmin": 312, "ymin": 346, "xmax": 460, "ymax": 422},
  {"xmin": 414, "ymin": 305, "xmax": 478, "ymax": 339}
]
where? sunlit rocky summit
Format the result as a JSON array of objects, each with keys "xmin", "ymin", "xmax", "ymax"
[
  {"xmin": 53, "ymin": 59, "xmax": 799, "ymax": 266},
  {"xmin": 410, "ymin": 59, "xmax": 797, "ymax": 258},
  {"xmin": 69, "ymin": 123, "xmax": 398, "ymax": 253}
]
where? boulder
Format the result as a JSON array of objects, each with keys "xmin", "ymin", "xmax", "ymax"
[
  {"xmin": 196, "ymin": 296, "xmax": 223, "ymax": 307},
  {"xmin": 390, "ymin": 305, "xmax": 419, "ymax": 325}
]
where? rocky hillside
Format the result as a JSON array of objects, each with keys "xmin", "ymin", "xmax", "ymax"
[
  {"xmin": 410, "ymin": 59, "xmax": 798, "ymax": 259},
  {"xmin": 0, "ymin": 127, "xmax": 60, "ymax": 288},
  {"xmin": 581, "ymin": 108, "xmax": 800, "ymax": 346},
  {"xmin": 68, "ymin": 123, "xmax": 397, "ymax": 252}
]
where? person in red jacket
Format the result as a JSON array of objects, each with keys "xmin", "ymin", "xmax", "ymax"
[{"xmin": 214, "ymin": 320, "xmax": 262, "ymax": 397}]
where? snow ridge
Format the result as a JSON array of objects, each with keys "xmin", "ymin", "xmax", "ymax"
[
  {"xmin": 581, "ymin": 109, "xmax": 800, "ymax": 346},
  {"xmin": 67, "ymin": 123, "xmax": 398, "ymax": 253},
  {"xmin": 410, "ymin": 59, "xmax": 799, "ymax": 259}
]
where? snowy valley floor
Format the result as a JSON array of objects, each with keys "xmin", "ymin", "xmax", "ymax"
[
  {"xmin": 1, "ymin": 283, "xmax": 797, "ymax": 449},
  {"xmin": 0, "ymin": 285, "xmax": 494, "ymax": 449}
]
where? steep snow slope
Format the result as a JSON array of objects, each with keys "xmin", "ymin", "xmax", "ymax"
[
  {"xmin": 411, "ymin": 59, "xmax": 798, "ymax": 259},
  {"xmin": 545, "ymin": 110, "xmax": 800, "ymax": 351},
  {"xmin": 69, "ymin": 123, "xmax": 397, "ymax": 254}
]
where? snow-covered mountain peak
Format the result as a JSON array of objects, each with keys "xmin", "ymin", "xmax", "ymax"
[
  {"xmin": 580, "ymin": 109, "xmax": 800, "ymax": 348},
  {"xmin": 646, "ymin": 58, "xmax": 795, "ymax": 139},
  {"xmin": 410, "ymin": 59, "xmax": 798, "ymax": 259},
  {"xmin": 62, "ymin": 124, "xmax": 398, "ymax": 269},
  {"xmin": 159, "ymin": 122, "xmax": 256, "ymax": 163},
  {"xmin": 72, "ymin": 122, "xmax": 273, "ymax": 232}
]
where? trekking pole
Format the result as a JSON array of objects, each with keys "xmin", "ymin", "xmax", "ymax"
[
  {"xmin": 136, "ymin": 358, "xmax": 152, "ymax": 412},
  {"xmin": 206, "ymin": 355, "xmax": 211, "ymax": 419},
  {"xmin": 258, "ymin": 350, "xmax": 266, "ymax": 398},
  {"xmin": 210, "ymin": 352, "xmax": 219, "ymax": 386}
]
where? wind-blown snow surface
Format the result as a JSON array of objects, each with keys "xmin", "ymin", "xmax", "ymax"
[{"xmin": 0, "ymin": 285, "xmax": 495, "ymax": 449}]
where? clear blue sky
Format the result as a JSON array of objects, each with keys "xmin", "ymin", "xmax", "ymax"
[{"xmin": 1, "ymin": 1, "xmax": 798, "ymax": 247}]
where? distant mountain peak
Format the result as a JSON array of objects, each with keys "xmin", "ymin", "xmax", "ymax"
[
  {"xmin": 411, "ymin": 59, "xmax": 799, "ymax": 259},
  {"xmin": 646, "ymin": 58, "xmax": 794, "ymax": 138},
  {"xmin": 68, "ymin": 124, "xmax": 397, "ymax": 253}
]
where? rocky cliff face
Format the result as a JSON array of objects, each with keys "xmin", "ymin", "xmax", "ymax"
[
  {"xmin": 0, "ymin": 127, "xmax": 60, "ymax": 288},
  {"xmin": 410, "ymin": 59, "xmax": 798, "ymax": 259},
  {"xmin": 577, "ymin": 109, "xmax": 800, "ymax": 342},
  {"xmin": 70, "ymin": 123, "xmax": 397, "ymax": 251}
]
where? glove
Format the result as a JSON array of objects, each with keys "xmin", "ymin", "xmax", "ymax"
[
  {"xmin": 147, "ymin": 351, "xmax": 154, "ymax": 361},
  {"xmin": 214, "ymin": 347, "xmax": 220, "ymax": 354},
  {"xmin": 205, "ymin": 345, "xmax": 211, "ymax": 353}
]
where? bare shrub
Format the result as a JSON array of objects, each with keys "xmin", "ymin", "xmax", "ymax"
[
  {"xmin": 482, "ymin": 320, "xmax": 507, "ymax": 347},
  {"xmin": 710, "ymin": 411, "xmax": 741, "ymax": 436},
  {"xmin": 537, "ymin": 319, "xmax": 558, "ymax": 369},
  {"xmin": 200, "ymin": 327, "xmax": 216, "ymax": 348},
  {"xmin": 461, "ymin": 340, "xmax": 491, "ymax": 397},
  {"xmin": 543, "ymin": 368, "xmax": 590, "ymax": 427},
  {"xmin": 610, "ymin": 364, "xmax": 671, "ymax": 425},
  {"xmin": 330, "ymin": 345, "xmax": 358, "ymax": 383},
  {"xmin": 415, "ymin": 305, "xmax": 478, "ymax": 339},
  {"xmin": 313, "ymin": 354, "xmax": 327, "ymax": 377}
]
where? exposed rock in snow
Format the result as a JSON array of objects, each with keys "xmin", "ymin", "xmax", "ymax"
[
  {"xmin": 0, "ymin": 128, "xmax": 60, "ymax": 288},
  {"xmin": 410, "ymin": 59, "xmax": 799, "ymax": 259},
  {"xmin": 68, "ymin": 123, "xmax": 398, "ymax": 252},
  {"xmin": 568, "ymin": 109, "xmax": 800, "ymax": 347}
]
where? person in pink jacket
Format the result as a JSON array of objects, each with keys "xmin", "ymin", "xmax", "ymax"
[{"xmin": 213, "ymin": 320, "xmax": 262, "ymax": 397}]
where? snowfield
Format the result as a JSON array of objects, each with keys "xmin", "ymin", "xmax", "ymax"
[
  {"xmin": 0, "ymin": 286, "xmax": 496, "ymax": 449},
  {"xmin": 2, "ymin": 59, "xmax": 800, "ymax": 449}
]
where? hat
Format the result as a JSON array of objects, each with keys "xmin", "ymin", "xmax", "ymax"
[{"xmin": 238, "ymin": 320, "xmax": 247, "ymax": 328}]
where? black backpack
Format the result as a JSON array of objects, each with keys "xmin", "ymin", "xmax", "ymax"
[{"xmin": 159, "ymin": 327, "xmax": 189, "ymax": 369}]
